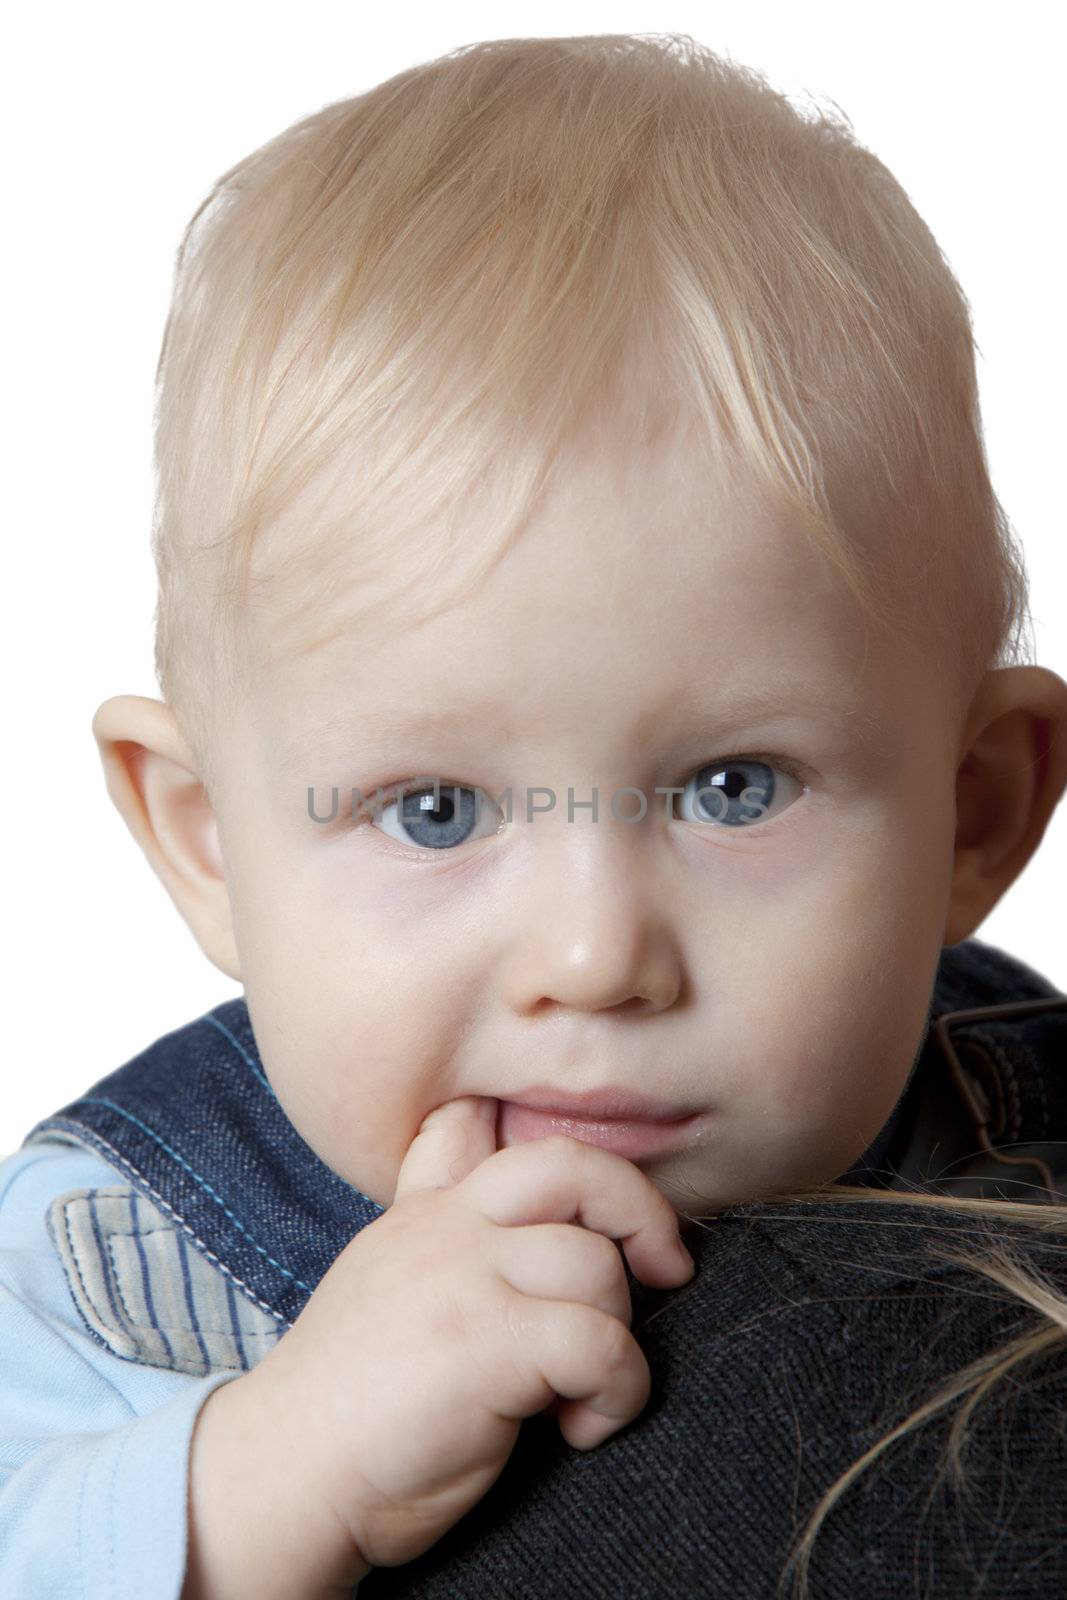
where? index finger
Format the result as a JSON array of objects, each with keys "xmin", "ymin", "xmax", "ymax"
[
  {"xmin": 460, "ymin": 1133, "xmax": 693, "ymax": 1290},
  {"xmin": 393, "ymin": 1095, "xmax": 501, "ymax": 1201}
]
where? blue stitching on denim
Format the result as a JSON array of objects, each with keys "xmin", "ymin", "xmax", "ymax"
[
  {"xmin": 202, "ymin": 1009, "xmax": 277, "ymax": 1099},
  {"xmin": 72, "ymin": 1098, "xmax": 314, "ymax": 1294}
]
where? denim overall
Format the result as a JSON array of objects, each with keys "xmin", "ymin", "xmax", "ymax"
[{"xmin": 20, "ymin": 938, "xmax": 1067, "ymax": 1383}]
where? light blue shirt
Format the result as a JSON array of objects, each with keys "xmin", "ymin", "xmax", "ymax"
[{"xmin": 0, "ymin": 1137, "xmax": 241, "ymax": 1598}]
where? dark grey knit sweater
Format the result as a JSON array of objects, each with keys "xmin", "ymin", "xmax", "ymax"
[{"xmin": 359, "ymin": 1196, "xmax": 1067, "ymax": 1598}]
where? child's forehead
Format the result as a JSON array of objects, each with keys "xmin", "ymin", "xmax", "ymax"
[
  {"xmin": 241, "ymin": 447, "xmax": 934, "ymax": 775},
  {"xmin": 237, "ymin": 406, "xmax": 972, "ymax": 772},
  {"xmin": 253, "ymin": 426, "xmax": 849, "ymax": 660}
]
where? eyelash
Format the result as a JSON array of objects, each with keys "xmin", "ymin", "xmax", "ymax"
[
  {"xmin": 714, "ymin": 752, "xmax": 808, "ymax": 785},
  {"xmin": 353, "ymin": 752, "xmax": 811, "ymax": 844}
]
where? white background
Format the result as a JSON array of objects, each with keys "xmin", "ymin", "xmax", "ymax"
[{"xmin": 3, "ymin": 2, "xmax": 1063, "ymax": 1153}]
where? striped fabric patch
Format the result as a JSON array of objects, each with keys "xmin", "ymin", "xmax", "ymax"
[{"xmin": 45, "ymin": 1184, "xmax": 287, "ymax": 1376}]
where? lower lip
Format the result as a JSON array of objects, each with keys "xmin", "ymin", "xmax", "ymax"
[{"xmin": 497, "ymin": 1102, "xmax": 704, "ymax": 1160}]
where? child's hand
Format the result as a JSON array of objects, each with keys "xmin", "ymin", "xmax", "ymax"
[{"xmin": 214, "ymin": 1096, "xmax": 695, "ymax": 1586}]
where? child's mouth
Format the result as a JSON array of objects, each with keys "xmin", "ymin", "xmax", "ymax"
[{"xmin": 496, "ymin": 1100, "xmax": 705, "ymax": 1160}]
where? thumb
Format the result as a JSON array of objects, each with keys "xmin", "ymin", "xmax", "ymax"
[{"xmin": 393, "ymin": 1095, "xmax": 500, "ymax": 1201}]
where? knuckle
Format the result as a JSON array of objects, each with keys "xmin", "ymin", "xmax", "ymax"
[
  {"xmin": 495, "ymin": 1291, "xmax": 551, "ymax": 1400},
  {"xmin": 597, "ymin": 1312, "xmax": 634, "ymax": 1376},
  {"xmin": 469, "ymin": 1285, "xmax": 521, "ymax": 1374},
  {"xmin": 585, "ymin": 1231, "xmax": 625, "ymax": 1291}
]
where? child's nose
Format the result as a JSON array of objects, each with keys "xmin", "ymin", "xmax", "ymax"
[{"xmin": 501, "ymin": 824, "xmax": 684, "ymax": 1015}]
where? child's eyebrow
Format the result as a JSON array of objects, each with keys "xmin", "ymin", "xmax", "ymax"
[
  {"xmin": 275, "ymin": 683, "xmax": 883, "ymax": 777},
  {"xmin": 276, "ymin": 701, "xmax": 515, "ymax": 777}
]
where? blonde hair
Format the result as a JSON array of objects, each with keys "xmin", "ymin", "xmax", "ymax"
[
  {"xmin": 684, "ymin": 1182, "xmax": 1067, "ymax": 1600},
  {"xmin": 151, "ymin": 31, "xmax": 1032, "ymax": 794}
]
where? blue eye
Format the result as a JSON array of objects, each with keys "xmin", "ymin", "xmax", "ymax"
[
  {"xmin": 364, "ymin": 759, "xmax": 805, "ymax": 851},
  {"xmin": 373, "ymin": 781, "xmax": 502, "ymax": 851},
  {"xmin": 677, "ymin": 759, "xmax": 804, "ymax": 828}
]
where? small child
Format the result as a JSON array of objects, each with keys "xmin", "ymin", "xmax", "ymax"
[{"xmin": 3, "ymin": 32, "xmax": 1067, "ymax": 1599}]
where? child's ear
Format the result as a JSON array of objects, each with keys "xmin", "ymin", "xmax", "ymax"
[
  {"xmin": 91, "ymin": 694, "xmax": 241, "ymax": 982},
  {"xmin": 944, "ymin": 665, "xmax": 1067, "ymax": 946}
]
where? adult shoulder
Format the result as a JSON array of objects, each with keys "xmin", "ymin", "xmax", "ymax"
[{"xmin": 361, "ymin": 1195, "xmax": 1067, "ymax": 1599}]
